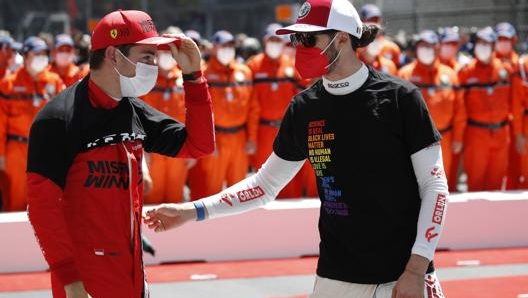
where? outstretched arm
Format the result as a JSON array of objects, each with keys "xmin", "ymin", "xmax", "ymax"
[{"xmin": 144, "ymin": 152, "xmax": 305, "ymax": 231}]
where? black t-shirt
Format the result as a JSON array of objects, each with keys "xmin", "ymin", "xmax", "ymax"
[{"xmin": 273, "ymin": 66, "xmax": 441, "ymax": 284}]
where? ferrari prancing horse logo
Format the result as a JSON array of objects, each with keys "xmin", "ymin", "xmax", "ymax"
[{"xmin": 110, "ymin": 29, "xmax": 118, "ymax": 39}]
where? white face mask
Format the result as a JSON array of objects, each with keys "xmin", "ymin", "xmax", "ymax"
[
  {"xmin": 55, "ymin": 52, "xmax": 74, "ymax": 67},
  {"xmin": 216, "ymin": 47, "xmax": 235, "ymax": 65},
  {"xmin": 30, "ymin": 55, "xmax": 49, "ymax": 73},
  {"xmin": 265, "ymin": 41, "xmax": 284, "ymax": 59},
  {"xmin": 115, "ymin": 50, "xmax": 158, "ymax": 98},
  {"xmin": 416, "ymin": 46, "xmax": 435, "ymax": 65},
  {"xmin": 439, "ymin": 44, "xmax": 457, "ymax": 61},
  {"xmin": 474, "ymin": 43, "xmax": 492, "ymax": 63},
  {"xmin": 157, "ymin": 51, "xmax": 177, "ymax": 70},
  {"xmin": 366, "ymin": 38, "xmax": 382, "ymax": 57},
  {"xmin": 495, "ymin": 40, "xmax": 512, "ymax": 56}
]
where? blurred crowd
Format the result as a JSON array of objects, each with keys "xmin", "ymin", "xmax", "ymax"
[{"xmin": 0, "ymin": 3, "xmax": 527, "ymax": 212}]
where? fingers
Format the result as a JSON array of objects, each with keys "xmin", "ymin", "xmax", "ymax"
[
  {"xmin": 144, "ymin": 216, "xmax": 163, "ymax": 232},
  {"xmin": 156, "ymin": 220, "xmax": 166, "ymax": 233}
]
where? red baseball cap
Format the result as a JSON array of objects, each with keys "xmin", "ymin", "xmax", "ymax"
[
  {"xmin": 91, "ymin": 9, "xmax": 178, "ymax": 51},
  {"xmin": 276, "ymin": 0, "xmax": 362, "ymax": 38}
]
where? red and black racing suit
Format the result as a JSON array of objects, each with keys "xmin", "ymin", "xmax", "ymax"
[{"xmin": 26, "ymin": 76, "xmax": 214, "ymax": 298}]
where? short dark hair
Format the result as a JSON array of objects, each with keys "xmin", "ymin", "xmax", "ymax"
[{"xmin": 88, "ymin": 44, "xmax": 134, "ymax": 70}]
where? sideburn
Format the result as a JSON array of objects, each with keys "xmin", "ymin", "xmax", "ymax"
[{"xmin": 325, "ymin": 39, "xmax": 341, "ymax": 74}]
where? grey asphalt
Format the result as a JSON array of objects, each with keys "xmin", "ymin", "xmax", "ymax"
[{"xmin": 1, "ymin": 263, "xmax": 527, "ymax": 298}]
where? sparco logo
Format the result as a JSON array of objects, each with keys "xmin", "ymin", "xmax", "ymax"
[
  {"xmin": 86, "ymin": 132, "xmax": 146, "ymax": 149},
  {"xmin": 327, "ymin": 82, "xmax": 350, "ymax": 88},
  {"xmin": 84, "ymin": 160, "xmax": 129, "ymax": 189}
]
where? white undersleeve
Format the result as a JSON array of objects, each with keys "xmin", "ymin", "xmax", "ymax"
[
  {"xmin": 410, "ymin": 144, "xmax": 449, "ymax": 261},
  {"xmin": 201, "ymin": 152, "xmax": 305, "ymax": 219}
]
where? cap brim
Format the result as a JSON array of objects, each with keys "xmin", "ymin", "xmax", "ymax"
[
  {"xmin": 55, "ymin": 43, "xmax": 74, "ymax": 48},
  {"xmin": 440, "ymin": 37, "xmax": 459, "ymax": 43},
  {"xmin": 28, "ymin": 45, "xmax": 49, "ymax": 53},
  {"xmin": 11, "ymin": 42, "xmax": 22, "ymax": 51},
  {"xmin": 137, "ymin": 36, "xmax": 179, "ymax": 47},
  {"xmin": 276, "ymin": 23, "xmax": 329, "ymax": 35}
]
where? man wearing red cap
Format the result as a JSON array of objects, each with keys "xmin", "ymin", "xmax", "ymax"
[
  {"xmin": 26, "ymin": 9, "xmax": 214, "ymax": 298},
  {"xmin": 145, "ymin": 0, "xmax": 448, "ymax": 297}
]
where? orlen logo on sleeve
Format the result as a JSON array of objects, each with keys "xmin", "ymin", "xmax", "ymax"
[
  {"xmin": 237, "ymin": 186, "xmax": 265, "ymax": 202},
  {"xmin": 432, "ymin": 194, "xmax": 446, "ymax": 224}
]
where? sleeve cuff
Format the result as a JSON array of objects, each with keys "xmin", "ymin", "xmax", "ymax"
[
  {"xmin": 50, "ymin": 258, "xmax": 82, "ymax": 286},
  {"xmin": 183, "ymin": 79, "xmax": 211, "ymax": 105}
]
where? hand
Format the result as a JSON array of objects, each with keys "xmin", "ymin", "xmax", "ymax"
[
  {"xmin": 245, "ymin": 140, "xmax": 257, "ymax": 155},
  {"xmin": 391, "ymin": 269, "xmax": 425, "ymax": 298},
  {"xmin": 451, "ymin": 141, "xmax": 463, "ymax": 154},
  {"xmin": 391, "ymin": 254, "xmax": 429, "ymax": 298},
  {"xmin": 185, "ymin": 158, "xmax": 197, "ymax": 169},
  {"xmin": 64, "ymin": 281, "xmax": 92, "ymax": 298},
  {"xmin": 143, "ymin": 202, "xmax": 197, "ymax": 232},
  {"xmin": 162, "ymin": 34, "xmax": 202, "ymax": 74}
]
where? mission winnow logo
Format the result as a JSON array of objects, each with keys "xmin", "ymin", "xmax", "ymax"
[{"xmin": 84, "ymin": 160, "xmax": 130, "ymax": 189}]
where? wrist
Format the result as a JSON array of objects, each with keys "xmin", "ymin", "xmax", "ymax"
[
  {"xmin": 405, "ymin": 254, "xmax": 429, "ymax": 276},
  {"xmin": 193, "ymin": 200, "xmax": 206, "ymax": 221},
  {"xmin": 404, "ymin": 267, "xmax": 425, "ymax": 277},
  {"xmin": 182, "ymin": 70, "xmax": 203, "ymax": 82}
]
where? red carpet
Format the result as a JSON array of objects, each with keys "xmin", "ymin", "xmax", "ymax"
[
  {"xmin": 1, "ymin": 247, "xmax": 527, "ymax": 296},
  {"xmin": 442, "ymin": 275, "xmax": 528, "ymax": 298}
]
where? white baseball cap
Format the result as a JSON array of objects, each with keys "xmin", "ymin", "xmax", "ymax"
[{"xmin": 276, "ymin": 0, "xmax": 363, "ymax": 39}]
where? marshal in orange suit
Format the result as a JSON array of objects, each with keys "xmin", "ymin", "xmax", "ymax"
[
  {"xmin": 0, "ymin": 36, "xmax": 64, "ymax": 211},
  {"xmin": 458, "ymin": 27, "xmax": 512, "ymax": 191},
  {"xmin": 141, "ymin": 50, "xmax": 194, "ymax": 203},
  {"xmin": 246, "ymin": 23, "xmax": 317, "ymax": 199},
  {"xmin": 398, "ymin": 30, "xmax": 466, "ymax": 188},
  {"xmin": 187, "ymin": 30, "xmax": 259, "ymax": 200}
]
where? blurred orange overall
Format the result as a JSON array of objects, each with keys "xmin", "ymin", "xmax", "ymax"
[
  {"xmin": 0, "ymin": 67, "xmax": 64, "ymax": 211},
  {"xmin": 458, "ymin": 57, "xmax": 512, "ymax": 191},
  {"xmin": 188, "ymin": 55, "xmax": 259, "ymax": 200}
]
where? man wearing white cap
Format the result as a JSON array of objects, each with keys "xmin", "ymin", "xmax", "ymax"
[
  {"xmin": 494, "ymin": 22, "xmax": 519, "ymax": 71},
  {"xmin": 50, "ymin": 33, "xmax": 90, "ymax": 87},
  {"xmin": 145, "ymin": 0, "xmax": 448, "ymax": 297}
]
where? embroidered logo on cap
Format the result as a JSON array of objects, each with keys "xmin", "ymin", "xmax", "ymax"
[
  {"xmin": 110, "ymin": 29, "xmax": 118, "ymax": 39},
  {"xmin": 139, "ymin": 19, "xmax": 156, "ymax": 33},
  {"xmin": 298, "ymin": 2, "xmax": 311, "ymax": 19}
]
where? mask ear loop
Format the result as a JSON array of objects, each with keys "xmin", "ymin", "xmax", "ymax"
[
  {"xmin": 114, "ymin": 49, "xmax": 137, "ymax": 77},
  {"xmin": 321, "ymin": 33, "xmax": 342, "ymax": 70}
]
